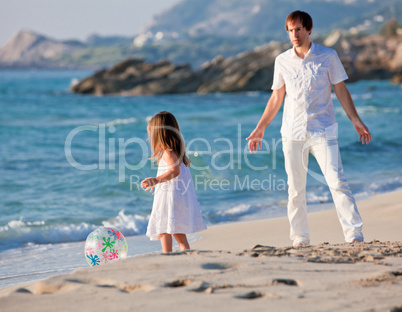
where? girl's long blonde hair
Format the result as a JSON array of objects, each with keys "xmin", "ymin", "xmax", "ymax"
[{"xmin": 147, "ymin": 111, "xmax": 191, "ymax": 166}]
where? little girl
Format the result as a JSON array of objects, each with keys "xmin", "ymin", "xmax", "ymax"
[{"xmin": 141, "ymin": 111, "xmax": 207, "ymax": 253}]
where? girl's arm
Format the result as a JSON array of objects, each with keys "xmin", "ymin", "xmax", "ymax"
[{"xmin": 141, "ymin": 150, "xmax": 181, "ymax": 192}]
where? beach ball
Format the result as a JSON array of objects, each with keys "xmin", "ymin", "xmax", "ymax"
[{"xmin": 85, "ymin": 227, "xmax": 128, "ymax": 267}]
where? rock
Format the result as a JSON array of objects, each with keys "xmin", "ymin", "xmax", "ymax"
[
  {"xmin": 391, "ymin": 73, "xmax": 402, "ymax": 84},
  {"xmin": 71, "ymin": 58, "xmax": 201, "ymax": 95},
  {"xmin": 196, "ymin": 41, "xmax": 288, "ymax": 94},
  {"xmin": 389, "ymin": 42, "xmax": 402, "ymax": 71},
  {"xmin": 333, "ymin": 34, "xmax": 402, "ymax": 82}
]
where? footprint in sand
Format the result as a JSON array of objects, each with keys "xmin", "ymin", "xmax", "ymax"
[
  {"xmin": 235, "ymin": 291, "xmax": 265, "ymax": 299},
  {"xmin": 201, "ymin": 262, "xmax": 238, "ymax": 270},
  {"xmin": 164, "ymin": 279, "xmax": 192, "ymax": 288}
]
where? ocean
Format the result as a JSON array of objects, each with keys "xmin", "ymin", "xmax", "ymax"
[{"xmin": 0, "ymin": 69, "xmax": 401, "ymax": 288}]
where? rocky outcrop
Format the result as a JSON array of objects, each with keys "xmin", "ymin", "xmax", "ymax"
[
  {"xmin": 0, "ymin": 30, "xmax": 82, "ymax": 68},
  {"xmin": 196, "ymin": 41, "xmax": 287, "ymax": 93},
  {"xmin": 71, "ymin": 34, "xmax": 402, "ymax": 95},
  {"xmin": 71, "ymin": 41, "xmax": 289, "ymax": 95},
  {"xmin": 70, "ymin": 59, "xmax": 202, "ymax": 95},
  {"xmin": 325, "ymin": 32, "xmax": 402, "ymax": 82}
]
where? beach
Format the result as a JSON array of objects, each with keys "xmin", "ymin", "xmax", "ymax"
[
  {"xmin": 1, "ymin": 70, "xmax": 401, "ymax": 293},
  {"xmin": 1, "ymin": 190, "xmax": 401, "ymax": 312}
]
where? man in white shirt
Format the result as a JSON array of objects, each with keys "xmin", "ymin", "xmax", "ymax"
[{"xmin": 247, "ymin": 10, "xmax": 371, "ymax": 248}]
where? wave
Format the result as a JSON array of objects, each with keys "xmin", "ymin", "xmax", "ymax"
[
  {"xmin": 105, "ymin": 117, "xmax": 138, "ymax": 127},
  {"xmin": 359, "ymin": 176, "xmax": 402, "ymax": 198},
  {"xmin": 102, "ymin": 210, "xmax": 148, "ymax": 235},
  {"xmin": 216, "ymin": 203, "xmax": 254, "ymax": 220},
  {"xmin": 355, "ymin": 105, "xmax": 400, "ymax": 115},
  {"xmin": 334, "ymin": 105, "xmax": 400, "ymax": 115},
  {"xmin": 0, "ymin": 210, "xmax": 149, "ymax": 251},
  {"xmin": 208, "ymin": 202, "xmax": 287, "ymax": 224},
  {"xmin": 306, "ymin": 191, "xmax": 331, "ymax": 204},
  {"xmin": 246, "ymin": 91, "xmax": 263, "ymax": 97}
]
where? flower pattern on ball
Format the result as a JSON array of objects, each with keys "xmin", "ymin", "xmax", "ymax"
[{"xmin": 84, "ymin": 227, "xmax": 128, "ymax": 267}]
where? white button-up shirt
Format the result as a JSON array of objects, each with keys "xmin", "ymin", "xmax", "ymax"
[{"xmin": 272, "ymin": 42, "xmax": 348, "ymax": 141}]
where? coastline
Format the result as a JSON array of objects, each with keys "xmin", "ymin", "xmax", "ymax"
[{"xmin": 1, "ymin": 190, "xmax": 401, "ymax": 311}]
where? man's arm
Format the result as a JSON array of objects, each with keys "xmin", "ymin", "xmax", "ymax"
[
  {"xmin": 333, "ymin": 81, "xmax": 371, "ymax": 144},
  {"xmin": 246, "ymin": 85, "xmax": 286, "ymax": 153}
]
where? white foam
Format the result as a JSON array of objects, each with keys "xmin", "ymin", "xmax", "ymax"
[
  {"xmin": 70, "ymin": 78, "xmax": 79, "ymax": 87},
  {"xmin": 335, "ymin": 105, "xmax": 400, "ymax": 115},
  {"xmin": 216, "ymin": 202, "xmax": 273, "ymax": 220},
  {"xmin": 0, "ymin": 211, "xmax": 149, "ymax": 250},
  {"xmin": 102, "ymin": 210, "xmax": 148, "ymax": 236},
  {"xmin": 105, "ymin": 117, "xmax": 137, "ymax": 127},
  {"xmin": 246, "ymin": 91, "xmax": 261, "ymax": 97},
  {"xmin": 306, "ymin": 191, "xmax": 331, "ymax": 204},
  {"xmin": 366, "ymin": 176, "xmax": 402, "ymax": 194},
  {"xmin": 217, "ymin": 204, "xmax": 252, "ymax": 217}
]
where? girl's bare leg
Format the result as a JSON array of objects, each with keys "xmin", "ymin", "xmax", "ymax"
[
  {"xmin": 160, "ymin": 233, "xmax": 173, "ymax": 253},
  {"xmin": 173, "ymin": 234, "xmax": 190, "ymax": 251}
]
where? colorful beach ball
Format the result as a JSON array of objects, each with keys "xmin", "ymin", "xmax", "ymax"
[{"xmin": 85, "ymin": 227, "xmax": 128, "ymax": 267}]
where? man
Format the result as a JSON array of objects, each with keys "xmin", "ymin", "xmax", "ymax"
[{"xmin": 247, "ymin": 11, "xmax": 371, "ymax": 248}]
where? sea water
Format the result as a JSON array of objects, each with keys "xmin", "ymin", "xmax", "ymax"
[{"xmin": 0, "ymin": 69, "xmax": 401, "ymax": 288}]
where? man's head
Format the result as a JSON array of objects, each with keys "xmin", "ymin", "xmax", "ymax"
[
  {"xmin": 285, "ymin": 11, "xmax": 313, "ymax": 49},
  {"xmin": 285, "ymin": 11, "xmax": 313, "ymax": 34}
]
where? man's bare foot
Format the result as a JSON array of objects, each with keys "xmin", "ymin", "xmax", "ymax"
[
  {"xmin": 351, "ymin": 239, "xmax": 363, "ymax": 244},
  {"xmin": 293, "ymin": 242, "xmax": 309, "ymax": 248}
]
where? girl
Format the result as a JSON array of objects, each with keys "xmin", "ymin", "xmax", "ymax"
[{"xmin": 141, "ymin": 111, "xmax": 206, "ymax": 253}]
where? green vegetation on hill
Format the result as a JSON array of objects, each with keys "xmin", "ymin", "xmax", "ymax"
[{"xmin": 52, "ymin": 34, "xmax": 275, "ymax": 69}]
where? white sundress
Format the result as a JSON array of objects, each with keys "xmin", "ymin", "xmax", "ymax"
[{"xmin": 146, "ymin": 158, "xmax": 207, "ymax": 241}]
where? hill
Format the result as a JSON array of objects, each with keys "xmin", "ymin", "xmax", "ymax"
[
  {"xmin": 0, "ymin": 30, "xmax": 83, "ymax": 68},
  {"xmin": 142, "ymin": 0, "xmax": 402, "ymax": 38}
]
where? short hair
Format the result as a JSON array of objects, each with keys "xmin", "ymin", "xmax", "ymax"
[{"xmin": 285, "ymin": 10, "xmax": 313, "ymax": 32}]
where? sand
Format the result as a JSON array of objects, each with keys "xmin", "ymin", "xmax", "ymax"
[{"xmin": 1, "ymin": 190, "xmax": 401, "ymax": 312}]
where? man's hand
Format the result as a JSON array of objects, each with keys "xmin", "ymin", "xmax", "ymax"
[
  {"xmin": 353, "ymin": 120, "xmax": 371, "ymax": 144},
  {"xmin": 333, "ymin": 82, "xmax": 371, "ymax": 145},
  {"xmin": 246, "ymin": 127, "xmax": 265, "ymax": 153},
  {"xmin": 245, "ymin": 86, "xmax": 285, "ymax": 153}
]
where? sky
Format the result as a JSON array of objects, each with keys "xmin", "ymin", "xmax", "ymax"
[{"xmin": 0, "ymin": 0, "xmax": 180, "ymax": 47}]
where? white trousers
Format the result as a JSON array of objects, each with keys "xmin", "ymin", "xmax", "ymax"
[{"xmin": 282, "ymin": 135, "xmax": 364, "ymax": 244}]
